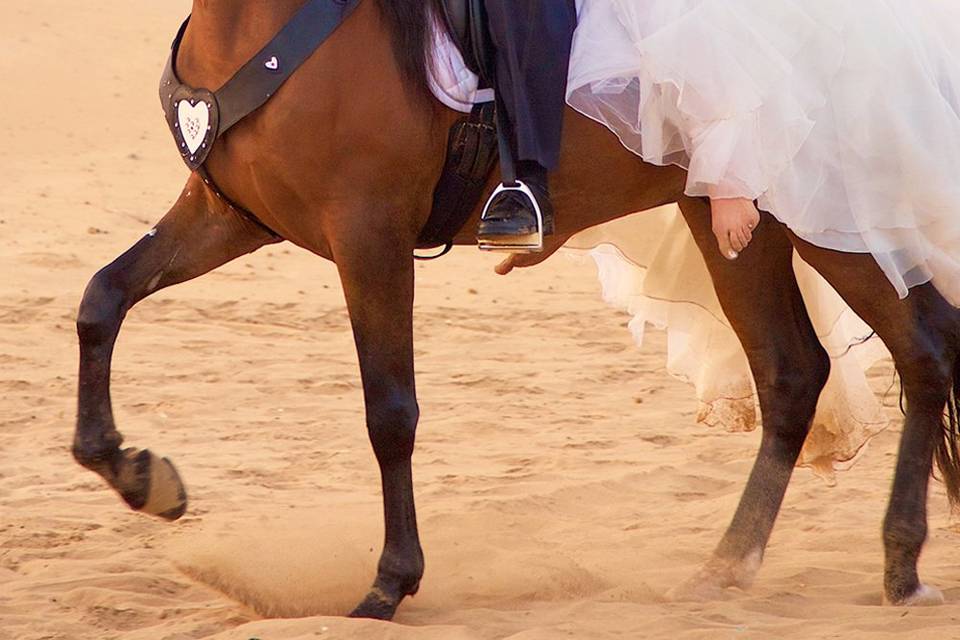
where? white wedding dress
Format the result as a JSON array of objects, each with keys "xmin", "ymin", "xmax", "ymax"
[
  {"xmin": 568, "ymin": 0, "xmax": 960, "ymax": 304},
  {"xmin": 558, "ymin": 0, "xmax": 960, "ymax": 476}
]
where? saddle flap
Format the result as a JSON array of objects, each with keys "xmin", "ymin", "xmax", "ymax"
[{"xmin": 419, "ymin": 101, "xmax": 498, "ymax": 250}]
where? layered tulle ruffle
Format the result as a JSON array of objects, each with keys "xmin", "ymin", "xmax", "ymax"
[
  {"xmin": 566, "ymin": 209, "xmax": 891, "ymax": 477},
  {"xmin": 568, "ymin": 0, "xmax": 960, "ymax": 303}
]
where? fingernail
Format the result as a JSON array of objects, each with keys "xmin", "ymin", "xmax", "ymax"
[{"xmin": 728, "ymin": 251, "xmax": 739, "ymax": 259}]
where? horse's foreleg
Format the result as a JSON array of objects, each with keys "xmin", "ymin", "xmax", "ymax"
[
  {"xmin": 791, "ymin": 236, "xmax": 959, "ymax": 606},
  {"xmin": 673, "ymin": 197, "xmax": 830, "ymax": 599},
  {"xmin": 329, "ymin": 220, "xmax": 423, "ymax": 620},
  {"xmin": 75, "ymin": 174, "xmax": 277, "ymax": 519}
]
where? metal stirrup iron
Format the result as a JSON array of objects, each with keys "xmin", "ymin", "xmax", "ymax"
[
  {"xmin": 478, "ymin": 181, "xmax": 546, "ymax": 253},
  {"xmin": 478, "ymin": 97, "xmax": 546, "ymax": 254}
]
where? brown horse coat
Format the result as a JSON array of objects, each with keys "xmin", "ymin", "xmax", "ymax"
[{"xmin": 74, "ymin": 0, "xmax": 960, "ymax": 618}]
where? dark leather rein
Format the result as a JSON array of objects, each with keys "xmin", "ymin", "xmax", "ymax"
[{"xmin": 159, "ymin": 0, "xmax": 362, "ymax": 240}]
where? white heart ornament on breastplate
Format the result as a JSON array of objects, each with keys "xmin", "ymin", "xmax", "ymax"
[{"xmin": 177, "ymin": 100, "xmax": 210, "ymax": 155}]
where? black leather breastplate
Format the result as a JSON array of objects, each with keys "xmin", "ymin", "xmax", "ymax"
[{"xmin": 160, "ymin": 0, "xmax": 361, "ymax": 171}]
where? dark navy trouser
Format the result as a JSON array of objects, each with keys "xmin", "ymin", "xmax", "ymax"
[{"xmin": 484, "ymin": 0, "xmax": 578, "ymax": 171}]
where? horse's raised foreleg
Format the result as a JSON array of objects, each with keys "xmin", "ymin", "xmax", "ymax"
[
  {"xmin": 673, "ymin": 197, "xmax": 830, "ymax": 599},
  {"xmin": 791, "ymin": 236, "xmax": 960, "ymax": 606},
  {"xmin": 328, "ymin": 218, "xmax": 423, "ymax": 620},
  {"xmin": 75, "ymin": 174, "xmax": 277, "ymax": 519}
]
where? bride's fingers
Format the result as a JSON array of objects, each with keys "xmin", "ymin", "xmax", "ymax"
[{"xmin": 494, "ymin": 256, "xmax": 517, "ymax": 275}]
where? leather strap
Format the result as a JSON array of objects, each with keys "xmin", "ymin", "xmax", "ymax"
[
  {"xmin": 197, "ymin": 166, "xmax": 284, "ymax": 241},
  {"xmin": 158, "ymin": 0, "xmax": 362, "ymax": 241},
  {"xmin": 160, "ymin": 0, "xmax": 362, "ymax": 168},
  {"xmin": 216, "ymin": 0, "xmax": 362, "ymax": 133}
]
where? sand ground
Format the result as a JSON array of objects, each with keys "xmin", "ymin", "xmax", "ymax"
[{"xmin": 3, "ymin": 2, "xmax": 960, "ymax": 639}]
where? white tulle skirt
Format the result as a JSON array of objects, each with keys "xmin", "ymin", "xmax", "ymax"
[{"xmin": 568, "ymin": 0, "xmax": 960, "ymax": 304}]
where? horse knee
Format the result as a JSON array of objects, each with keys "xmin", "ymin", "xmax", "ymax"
[
  {"xmin": 77, "ymin": 267, "xmax": 126, "ymax": 347},
  {"xmin": 750, "ymin": 345, "xmax": 829, "ymax": 449},
  {"xmin": 366, "ymin": 393, "xmax": 419, "ymax": 463}
]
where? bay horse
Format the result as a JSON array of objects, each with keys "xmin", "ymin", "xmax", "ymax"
[{"xmin": 74, "ymin": 0, "xmax": 960, "ymax": 620}]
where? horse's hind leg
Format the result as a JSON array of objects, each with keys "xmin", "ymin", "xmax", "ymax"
[
  {"xmin": 75, "ymin": 174, "xmax": 278, "ymax": 519},
  {"xmin": 791, "ymin": 236, "xmax": 960, "ymax": 606},
  {"xmin": 673, "ymin": 197, "xmax": 830, "ymax": 598}
]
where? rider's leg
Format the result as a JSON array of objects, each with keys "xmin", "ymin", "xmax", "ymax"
[
  {"xmin": 485, "ymin": 0, "xmax": 575, "ymax": 172},
  {"xmin": 478, "ymin": 0, "xmax": 577, "ymax": 246}
]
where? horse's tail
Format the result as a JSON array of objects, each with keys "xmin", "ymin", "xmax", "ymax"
[{"xmin": 934, "ymin": 352, "xmax": 960, "ymax": 509}]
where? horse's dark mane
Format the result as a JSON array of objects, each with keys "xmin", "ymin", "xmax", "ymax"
[{"xmin": 375, "ymin": 0, "xmax": 442, "ymax": 100}]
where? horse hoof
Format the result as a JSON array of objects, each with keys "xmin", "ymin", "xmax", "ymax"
[
  {"xmin": 114, "ymin": 448, "xmax": 188, "ymax": 520},
  {"xmin": 886, "ymin": 584, "xmax": 945, "ymax": 607},
  {"xmin": 667, "ymin": 552, "xmax": 761, "ymax": 602},
  {"xmin": 348, "ymin": 588, "xmax": 399, "ymax": 621}
]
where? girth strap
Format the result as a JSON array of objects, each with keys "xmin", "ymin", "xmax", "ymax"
[{"xmin": 196, "ymin": 166, "xmax": 285, "ymax": 242}]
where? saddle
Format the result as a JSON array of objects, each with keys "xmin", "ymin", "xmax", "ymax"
[{"xmin": 436, "ymin": 0, "xmax": 494, "ymax": 83}]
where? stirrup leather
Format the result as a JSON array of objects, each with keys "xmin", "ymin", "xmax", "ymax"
[{"xmin": 477, "ymin": 181, "xmax": 545, "ymax": 253}]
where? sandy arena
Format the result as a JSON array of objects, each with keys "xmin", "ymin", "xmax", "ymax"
[{"xmin": 3, "ymin": 2, "xmax": 960, "ymax": 638}]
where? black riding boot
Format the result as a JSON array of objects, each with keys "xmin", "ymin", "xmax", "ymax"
[{"xmin": 477, "ymin": 161, "xmax": 554, "ymax": 248}]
